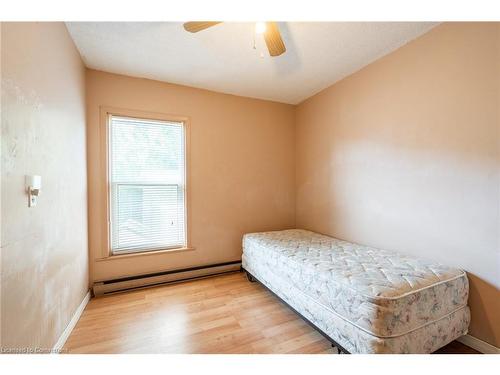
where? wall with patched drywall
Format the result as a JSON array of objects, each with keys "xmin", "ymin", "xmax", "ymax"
[{"xmin": 1, "ymin": 22, "xmax": 88, "ymax": 351}]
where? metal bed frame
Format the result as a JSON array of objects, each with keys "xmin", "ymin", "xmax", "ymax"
[{"xmin": 242, "ymin": 267, "xmax": 350, "ymax": 354}]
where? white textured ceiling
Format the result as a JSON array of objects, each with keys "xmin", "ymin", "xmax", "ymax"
[{"xmin": 66, "ymin": 22, "xmax": 438, "ymax": 104}]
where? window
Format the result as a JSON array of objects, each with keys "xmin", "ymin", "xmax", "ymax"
[{"xmin": 108, "ymin": 115, "xmax": 187, "ymax": 254}]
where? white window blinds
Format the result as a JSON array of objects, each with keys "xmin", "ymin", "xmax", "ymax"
[{"xmin": 109, "ymin": 115, "xmax": 186, "ymax": 254}]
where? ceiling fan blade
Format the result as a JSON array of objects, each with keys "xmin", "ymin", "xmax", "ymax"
[
  {"xmin": 183, "ymin": 22, "xmax": 222, "ymax": 33},
  {"xmin": 263, "ymin": 22, "xmax": 286, "ymax": 57}
]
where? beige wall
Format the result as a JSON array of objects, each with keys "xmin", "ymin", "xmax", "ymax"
[
  {"xmin": 86, "ymin": 70, "xmax": 295, "ymax": 282},
  {"xmin": 1, "ymin": 21, "xmax": 498, "ymax": 350},
  {"xmin": 296, "ymin": 22, "xmax": 500, "ymax": 346},
  {"xmin": 1, "ymin": 23, "xmax": 88, "ymax": 350}
]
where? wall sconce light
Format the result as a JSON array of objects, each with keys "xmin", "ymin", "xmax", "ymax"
[{"xmin": 25, "ymin": 175, "xmax": 41, "ymax": 207}]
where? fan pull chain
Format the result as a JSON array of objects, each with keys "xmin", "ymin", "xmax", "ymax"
[{"xmin": 253, "ymin": 32, "xmax": 265, "ymax": 58}]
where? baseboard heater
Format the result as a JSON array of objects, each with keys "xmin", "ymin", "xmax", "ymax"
[{"xmin": 93, "ymin": 260, "xmax": 242, "ymax": 296}]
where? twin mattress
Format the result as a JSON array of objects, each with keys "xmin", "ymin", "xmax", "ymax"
[{"xmin": 242, "ymin": 229, "xmax": 470, "ymax": 353}]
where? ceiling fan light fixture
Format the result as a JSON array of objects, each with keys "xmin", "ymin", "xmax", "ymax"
[
  {"xmin": 183, "ymin": 21, "xmax": 286, "ymax": 57},
  {"xmin": 255, "ymin": 22, "xmax": 267, "ymax": 34}
]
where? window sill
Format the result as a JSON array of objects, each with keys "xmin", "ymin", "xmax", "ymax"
[{"xmin": 96, "ymin": 246, "xmax": 195, "ymax": 262}]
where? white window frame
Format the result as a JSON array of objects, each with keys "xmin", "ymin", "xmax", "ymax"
[{"xmin": 99, "ymin": 107, "xmax": 191, "ymax": 258}]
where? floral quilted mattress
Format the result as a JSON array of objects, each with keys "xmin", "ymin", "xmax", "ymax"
[{"xmin": 242, "ymin": 229, "xmax": 469, "ymax": 339}]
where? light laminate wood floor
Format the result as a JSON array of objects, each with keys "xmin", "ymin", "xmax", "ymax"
[{"xmin": 65, "ymin": 272, "xmax": 479, "ymax": 354}]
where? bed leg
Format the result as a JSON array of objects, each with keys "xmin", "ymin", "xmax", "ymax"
[
  {"xmin": 245, "ymin": 271, "xmax": 256, "ymax": 283},
  {"xmin": 332, "ymin": 343, "xmax": 348, "ymax": 354}
]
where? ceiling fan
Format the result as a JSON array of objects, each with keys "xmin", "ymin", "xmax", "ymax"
[{"xmin": 183, "ymin": 22, "xmax": 286, "ymax": 57}]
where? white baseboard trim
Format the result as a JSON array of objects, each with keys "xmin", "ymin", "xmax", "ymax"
[
  {"xmin": 52, "ymin": 290, "xmax": 91, "ymax": 353},
  {"xmin": 457, "ymin": 334, "xmax": 500, "ymax": 354}
]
